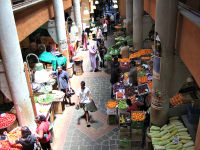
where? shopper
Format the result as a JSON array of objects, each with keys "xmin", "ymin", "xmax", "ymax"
[
  {"xmin": 120, "ymin": 41, "xmax": 129, "ymax": 58},
  {"xmin": 82, "ymin": 30, "xmax": 88, "ymax": 50},
  {"xmin": 128, "ymin": 60, "xmax": 138, "ymax": 86},
  {"xmin": 110, "ymin": 68, "xmax": 121, "ymax": 99},
  {"xmin": 96, "ymin": 27, "xmax": 103, "ymax": 48},
  {"xmin": 35, "ymin": 115, "xmax": 51, "ymax": 150},
  {"xmin": 76, "ymin": 81, "xmax": 95, "ymax": 127},
  {"xmin": 98, "ymin": 41, "xmax": 107, "ymax": 68},
  {"xmin": 52, "ymin": 66, "xmax": 75, "ymax": 106},
  {"xmin": 103, "ymin": 21, "xmax": 108, "ymax": 40},
  {"xmin": 9, "ymin": 126, "xmax": 37, "ymax": 150},
  {"xmin": 89, "ymin": 35, "xmax": 99, "ymax": 72},
  {"xmin": 111, "ymin": 56, "xmax": 120, "ymax": 69}
]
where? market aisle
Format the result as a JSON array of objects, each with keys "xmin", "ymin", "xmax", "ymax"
[{"xmin": 53, "ymin": 36, "xmax": 120, "ymax": 150}]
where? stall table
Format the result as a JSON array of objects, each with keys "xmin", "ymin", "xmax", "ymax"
[{"xmin": 36, "ymin": 103, "xmax": 54, "ymax": 123}]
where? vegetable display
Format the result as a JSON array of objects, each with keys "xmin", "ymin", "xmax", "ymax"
[
  {"xmin": 148, "ymin": 116, "xmax": 194, "ymax": 150},
  {"xmin": 103, "ymin": 53, "xmax": 112, "ymax": 61},
  {"xmin": 118, "ymin": 100, "xmax": 128, "ymax": 110},
  {"xmin": 36, "ymin": 94, "xmax": 54, "ymax": 105},
  {"xmin": 118, "ymin": 58, "xmax": 130, "ymax": 63},
  {"xmin": 131, "ymin": 111, "xmax": 145, "ymax": 121},
  {"xmin": 0, "ymin": 140, "xmax": 21, "ymax": 150},
  {"xmin": 106, "ymin": 100, "xmax": 118, "ymax": 109}
]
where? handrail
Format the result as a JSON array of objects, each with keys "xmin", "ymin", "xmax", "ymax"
[
  {"xmin": 178, "ymin": 2, "xmax": 200, "ymax": 17},
  {"xmin": 12, "ymin": 0, "xmax": 47, "ymax": 12}
]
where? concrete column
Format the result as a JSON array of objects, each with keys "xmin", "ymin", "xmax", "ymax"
[
  {"xmin": 53, "ymin": 0, "xmax": 70, "ymax": 64},
  {"xmin": 133, "ymin": 0, "xmax": 144, "ymax": 50},
  {"xmin": 73, "ymin": 0, "xmax": 82, "ymax": 37},
  {"xmin": 126, "ymin": 0, "xmax": 133, "ymax": 35},
  {"xmin": 0, "ymin": 0, "xmax": 35, "ymax": 129},
  {"xmin": 151, "ymin": 0, "xmax": 178, "ymax": 126}
]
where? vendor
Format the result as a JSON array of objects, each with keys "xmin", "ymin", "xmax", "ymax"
[
  {"xmin": 120, "ymin": 41, "xmax": 129, "ymax": 58},
  {"xmin": 126, "ymin": 97, "xmax": 143, "ymax": 112},
  {"xmin": 35, "ymin": 115, "xmax": 51, "ymax": 150},
  {"xmin": 9, "ymin": 126, "xmax": 37, "ymax": 150},
  {"xmin": 128, "ymin": 60, "xmax": 138, "ymax": 86}
]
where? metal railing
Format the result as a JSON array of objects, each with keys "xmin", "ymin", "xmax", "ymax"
[{"xmin": 12, "ymin": 0, "xmax": 47, "ymax": 12}]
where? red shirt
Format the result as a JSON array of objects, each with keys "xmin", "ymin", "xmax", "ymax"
[
  {"xmin": 36, "ymin": 121, "xmax": 51, "ymax": 143},
  {"xmin": 127, "ymin": 101, "xmax": 143, "ymax": 112}
]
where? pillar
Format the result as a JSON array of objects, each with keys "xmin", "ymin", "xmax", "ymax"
[
  {"xmin": 133, "ymin": 0, "xmax": 144, "ymax": 50},
  {"xmin": 151, "ymin": 0, "xmax": 178, "ymax": 126},
  {"xmin": 53, "ymin": 0, "xmax": 70, "ymax": 65},
  {"xmin": 126, "ymin": 0, "xmax": 133, "ymax": 35},
  {"xmin": 73, "ymin": 0, "xmax": 82, "ymax": 37},
  {"xmin": 0, "ymin": 0, "xmax": 35, "ymax": 129}
]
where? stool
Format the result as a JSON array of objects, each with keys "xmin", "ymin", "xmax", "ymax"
[{"xmin": 73, "ymin": 60, "xmax": 83, "ymax": 76}]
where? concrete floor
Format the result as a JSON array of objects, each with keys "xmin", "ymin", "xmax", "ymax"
[{"xmin": 52, "ymin": 36, "xmax": 147, "ymax": 150}]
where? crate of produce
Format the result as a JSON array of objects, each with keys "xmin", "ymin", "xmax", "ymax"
[
  {"xmin": 131, "ymin": 120, "xmax": 144, "ymax": 129},
  {"xmin": 119, "ymin": 113, "xmax": 131, "ymax": 127},
  {"xmin": 107, "ymin": 115, "xmax": 118, "ymax": 125},
  {"xmin": 137, "ymin": 83, "xmax": 149, "ymax": 96},
  {"xmin": 106, "ymin": 100, "xmax": 118, "ymax": 115}
]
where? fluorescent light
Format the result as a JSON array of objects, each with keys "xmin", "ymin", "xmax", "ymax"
[{"xmin": 95, "ymin": 1, "xmax": 99, "ymax": 5}]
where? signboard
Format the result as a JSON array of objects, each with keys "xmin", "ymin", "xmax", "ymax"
[{"xmin": 47, "ymin": 20, "xmax": 58, "ymax": 44}]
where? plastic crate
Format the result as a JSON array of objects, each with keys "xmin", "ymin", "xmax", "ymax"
[{"xmin": 131, "ymin": 121, "xmax": 144, "ymax": 129}]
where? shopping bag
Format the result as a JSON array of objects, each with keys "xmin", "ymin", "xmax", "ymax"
[{"xmin": 86, "ymin": 100, "xmax": 97, "ymax": 112}]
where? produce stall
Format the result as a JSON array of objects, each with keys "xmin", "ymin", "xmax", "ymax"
[{"xmin": 0, "ymin": 127, "xmax": 22, "ymax": 150}]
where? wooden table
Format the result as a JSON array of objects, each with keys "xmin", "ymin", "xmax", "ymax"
[
  {"xmin": 51, "ymin": 90, "xmax": 65, "ymax": 114},
  {"xmin": 36, "ymin": 103, "xmax": 55, "ymax": 123}
]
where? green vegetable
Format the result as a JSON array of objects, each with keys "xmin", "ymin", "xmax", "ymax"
[
  {"xmin": 104, "ymin": 54, "xmax": 112, "ymax": 61},
  {"xmin": 118, "ymin": 100, "xmax": 127, "ymax": 110},
  {"xmin": 150, "ymin": 126, "xmax": 161, "ymax": 131},
  {"xmin": 178, "ymin": 128, "xmax": 187, "ymax": 132},
  {"xmin": 183, "ymin": 141, "xmax": 194, "ymax": 148}
]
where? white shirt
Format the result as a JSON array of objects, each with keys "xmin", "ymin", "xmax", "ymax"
[
  {"xmin": 103, "ymin": 23, "xmax": 108, "ymax": 32},
  {"xmin": 76, "ymin": 87, "xmax": 91, "ymax": 104}
]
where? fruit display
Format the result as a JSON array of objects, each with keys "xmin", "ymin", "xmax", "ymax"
[
  {"xmin": 125, "ymin": 86, "xmax": 137, "ymax": 97},
  {"xmin": 148, "ymin": 116, "xmax": 194, "ymax": 150},
  {"xmin": 137, "ymin": 76, "xmax": 148, "ymax": 84},
  {"xmin": 118, "ymin": 100, "xmax": 128, "ymax": 110},
  {"xmin": 170, "ymin": 93, "xmax": 184, "ymax": 106},
  {"xmin": 148, "ymin": 81, "xmax": 153, "ymax": 90},
  {"xmin": 141, "ymin": 56, "xmax": 152, "ymax": 61},
  {"xmin": 0, "ymin": 113, "xmax": 16, "ymax": 129},
  {"xmin": 0, "ymin": 140, "xmax": 21, "ymax": 150},
  {"xmin": 128, "ymin": 95, "xmax": 136, "ymax": 104},
  {"xmin": 123, "ymin": 72, "xmax": 129, "ymax": 81},
  {"xmin": 118, "ymin": 58, "xmax": 130, "ymax": 63},
  {"xmin": 113, "ymin": 83, "xmax": 125, "ymax": 93},
  {"xmin": 116, "ymin": 92, "xmax": 124, "ymax": 99},
  {"xmin": 106, "ymin": 100, "xmax": 118, "ymax": 109},
  {"xmin": 129, "ymin": 49, "xmax": 153, "ymax": 59},
  {"xmin": 7, "ymin": 128, "xmax": 21, "ymax": 143},
  {"xmin": 138, "ymin": 84, "xmax": 149, "ymax": 95},
  {"xmin": 131, "ymin": 111, "xmax": 145, "ymax": 121}
]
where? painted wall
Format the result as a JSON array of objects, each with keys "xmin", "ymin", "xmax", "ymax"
[
  {"xmin": 119, "ymin": 0, "xmax": 126, "ymax": 19},
  {"xmin": 14, "ymin": 0, "xmax": 72, "ymax": 42},
  {"xmin": 177, "ymin": 15, "xmax": 200, "ymax": 87},
  {"xmin": 144, "ymin": 0, "xmax": 156, "ymax": 20}
]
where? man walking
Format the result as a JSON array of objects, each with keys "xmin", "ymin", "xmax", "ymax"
[{"xmin": 53, "ymin": 66, "xmax": 75, "ymax": 106}]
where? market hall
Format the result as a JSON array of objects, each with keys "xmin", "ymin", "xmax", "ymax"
[{"xmin": 0, "ymin": 0, "xmax": 200, "ymax": 150}]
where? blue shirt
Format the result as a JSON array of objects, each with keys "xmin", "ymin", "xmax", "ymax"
[{"xmin": 53, "ymin": 70, "xmax": 69, "ymax": 90}]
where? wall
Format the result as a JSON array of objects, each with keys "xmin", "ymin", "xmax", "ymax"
[
  {"xmin": 14, "ymin": 0, "xmax": 72, "ymax": 42},
  {"xmin": 144, "ymin": 0, "xmax": 156, "ymax": 20},
  {"xmin": 177, "ymin": 15, "xmax": 200, "ymax": 87},
  {"xmin": 119, "ymin": 0, "xmax": 126, "ymax": 19}
]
